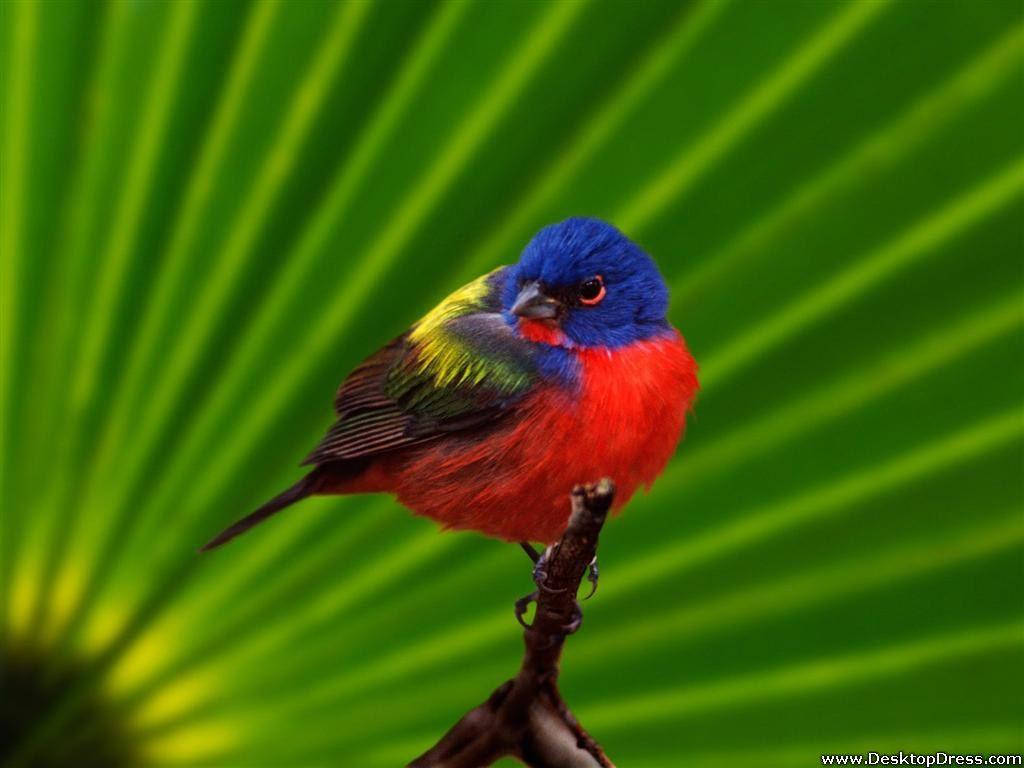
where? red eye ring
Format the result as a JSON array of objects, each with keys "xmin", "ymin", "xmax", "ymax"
[{"xmin": 579, "ymin": 275, "xmax": 605, "ymax": 305}]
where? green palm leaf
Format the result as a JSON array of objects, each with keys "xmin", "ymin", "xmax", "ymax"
[{"xmin": 2, "ymin": 1, "xmax": 1021, "ymax": 765}]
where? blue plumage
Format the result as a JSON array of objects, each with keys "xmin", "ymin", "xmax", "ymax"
[{"xmin": 502, "ymin": 217, "xmax": 672, "ymax": 348}]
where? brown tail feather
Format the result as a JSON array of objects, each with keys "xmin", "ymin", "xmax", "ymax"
[{"xmin": 199, "ymin": 471, "xmax": 322, "ymax": 552}]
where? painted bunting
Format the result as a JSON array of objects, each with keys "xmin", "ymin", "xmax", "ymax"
[{"xmin": 201, "ymin": 217, "xmax": 698, "ymax": 552}]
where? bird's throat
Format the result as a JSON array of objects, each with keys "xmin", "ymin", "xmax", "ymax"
[{"xmin": 517, "ymin": 318, "xmax": 567, "ymax": 347}]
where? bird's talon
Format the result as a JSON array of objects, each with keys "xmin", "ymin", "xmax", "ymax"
[
  {"xmin": 517, "ymin": 544, "xmax": 586, "ymax": 633},
  {"xmin": 538, "ymin": 582, "xmax": 567, "ymax": 595},
  {"xmin": 561, "ymin": 602, "xmax": 584, "ymax": 634},
  {"xmin": 584, "ymin": 556, "xmax": 599, "ymax": 599},
  {"xmin": 531, "ymin": 544, "xmax": 556, "ymax": 586},
  {"xmin": 515, "ymin": 591, "xmax": 538, "ymax": 628}
]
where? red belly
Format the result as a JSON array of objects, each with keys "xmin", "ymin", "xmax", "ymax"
[{"xmin": 347, "ymin": 333, "xmax": 698, "ymax": 543}]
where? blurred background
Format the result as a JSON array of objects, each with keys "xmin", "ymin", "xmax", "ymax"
[{"xmin": 1, "ymin": 0, "xmax": 1022, "ymax": 765}]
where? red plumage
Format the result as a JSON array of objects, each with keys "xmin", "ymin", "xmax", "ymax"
[{"xmin": 328, "ymin": 332, "xmax": 698, "ymax": 543}]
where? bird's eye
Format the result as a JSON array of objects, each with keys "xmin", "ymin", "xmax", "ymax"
[{"xmin": 578, "ymin": 275, "xmax": 605, "ymax": 305}]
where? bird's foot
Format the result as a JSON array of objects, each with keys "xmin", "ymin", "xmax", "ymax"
[
  {"xmin": 514, "ymin": 591, "xmax": 538, "ymax": 629},
  {"xmin": 514, "ymin": 542, "xmax": 585, "ymax": 633},
  {"xmin": 584, "ymin": 556, "xmax": 599, "ymax": 599},
  {"xmin": 531, "ymin": 544, "xmax": 567, "ymax": 594},
  {"xmin": 513, "ymin": 590, "xmax": 583, "ymax": 635},
  {"xmin": 560, "ymin": 601, "xmax": 584, "ymax": 634},
  {"xmin": 532, "ymin": 545, "xmax": 551, "ymax": 586}
]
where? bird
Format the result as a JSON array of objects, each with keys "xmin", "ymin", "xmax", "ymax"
[{"xmin": 201, "ymin": 217, "xmax": 698, "ymax": 555}]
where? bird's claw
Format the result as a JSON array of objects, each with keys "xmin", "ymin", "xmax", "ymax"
[
  {"xmin": 515, "ymin": 591, "xmax": 538, "ymax": 629},
  {"xmin": 561, "ymin": 601, "xmax": 584, "ymax": 634},
  {"xmin": 516, "ymin": 543, "xmax": 584, "ymax": 632},
  {"xmin": 531, "ymin": 544, "xmax": 552, "ymax": 585},
  {"xmin": 584, "ymin": 556, "xmax": 599, "ymax": 599},
  {"xmin": 531, "ymin": 544, "xmax": 566, "ymax": 593},
  {"xmin": 532, "ymin": 557, "xmax": 548, "ymax": 587},
  {"xmin": 514, "ymin": 591, "xmax": 583, "ymax": 635}
]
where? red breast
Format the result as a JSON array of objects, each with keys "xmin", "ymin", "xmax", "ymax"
[{"xmin": 335, "ymin": 332, "xmax": 699, "ymax": 543}]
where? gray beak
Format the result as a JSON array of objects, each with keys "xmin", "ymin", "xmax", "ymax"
[{"xmin": 511, "ymin": 281, "xmax": 561, "ymax": 320}]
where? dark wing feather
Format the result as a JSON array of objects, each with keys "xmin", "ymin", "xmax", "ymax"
[{"xmin": 304, "ymin": 269, "xmax": 536, "ymax": 465}]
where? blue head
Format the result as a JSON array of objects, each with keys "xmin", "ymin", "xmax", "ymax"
[{"xmin": 503, "ymin": 217, "xmax": 671, "ymax": 348}]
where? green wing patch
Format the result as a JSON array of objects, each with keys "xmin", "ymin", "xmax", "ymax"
[{"xmin": 305, "ymin": 268, "xmax": 536, "ymax": 464}]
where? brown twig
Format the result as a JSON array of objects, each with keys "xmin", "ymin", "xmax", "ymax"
[{"xmin": 408, "ymin": 479, "xmax": 616, "ymax": 768}]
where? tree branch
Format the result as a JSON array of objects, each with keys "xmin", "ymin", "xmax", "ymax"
[{"xmin": 408, "ymin": 479, "xmax": 616, "ymax": 768}]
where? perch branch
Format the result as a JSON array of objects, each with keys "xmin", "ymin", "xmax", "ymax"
[{"xmin": 408, "ymin": 478, "xmax": 616, "ymax": 768}]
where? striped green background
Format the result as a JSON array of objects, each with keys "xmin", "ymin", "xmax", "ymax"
[{"xmin": 2, "ymin": 0, "xmax": 1021, "ymax": 765}]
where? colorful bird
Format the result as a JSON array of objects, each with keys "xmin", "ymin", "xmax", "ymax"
[{"xmin": 201, "ymin": 217, "xmax": 698, "ymax": 553}]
